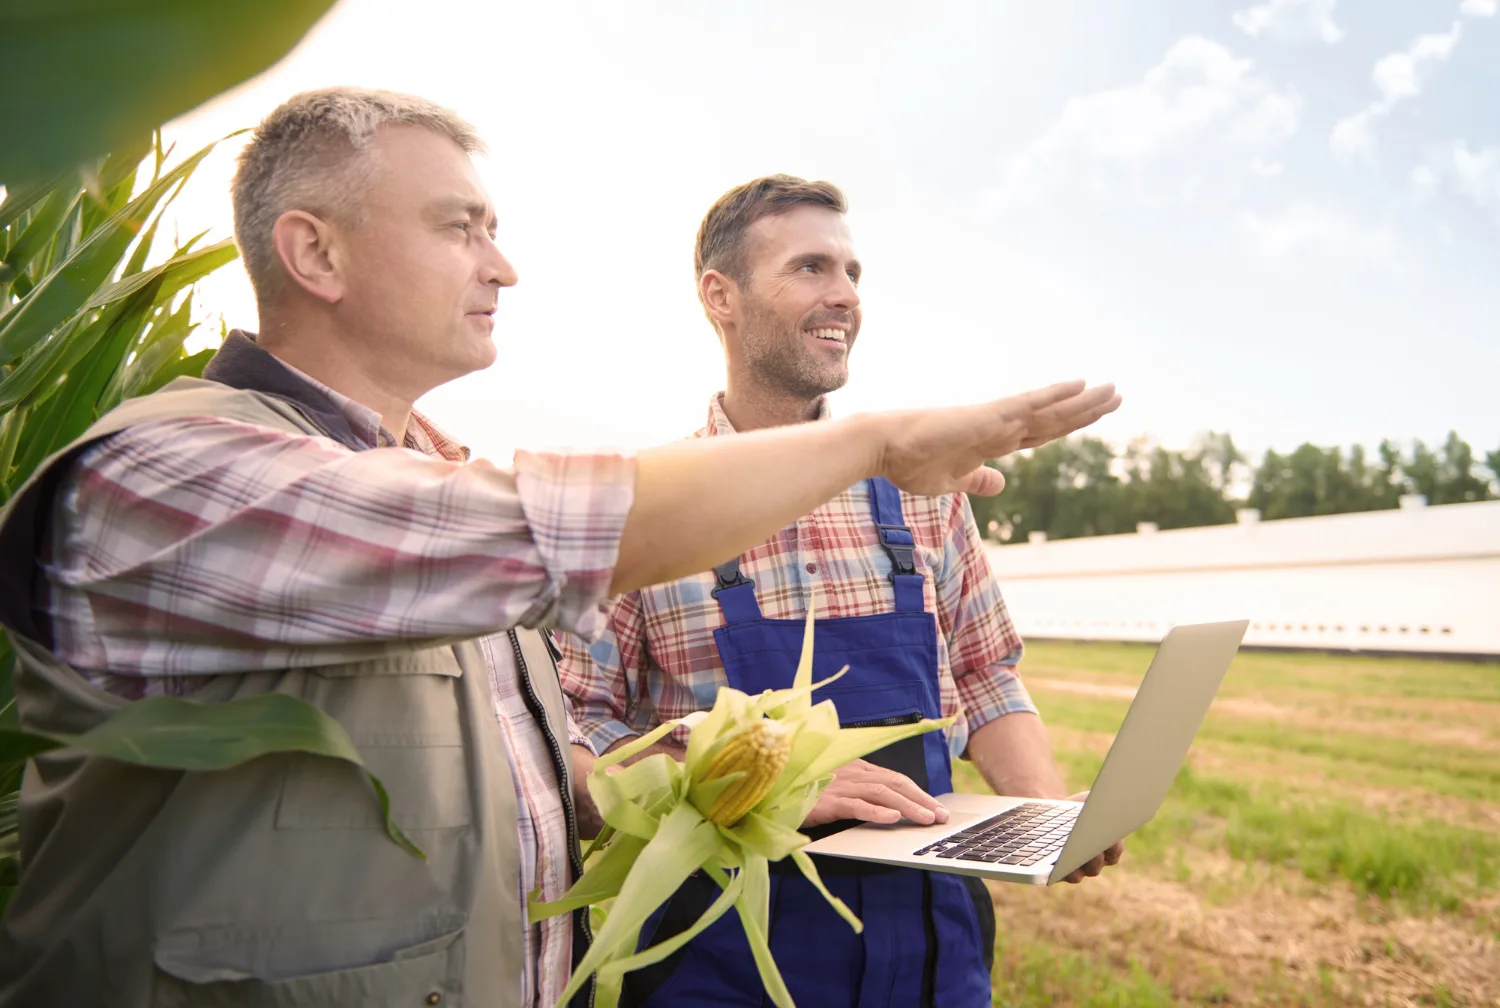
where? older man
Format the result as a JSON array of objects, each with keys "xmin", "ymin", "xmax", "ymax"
[
  {"xmin": 557, "ymin": 176, "xmax": 1124, "ymax": 1008},
  {"xmin": 0, "ymin": 95, "xmax": 1117, "ymax": 1008}
]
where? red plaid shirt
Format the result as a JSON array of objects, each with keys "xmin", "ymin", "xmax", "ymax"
[{"xmin": 557, "ymin": 393, "xmax": 1034, "ymax": 761}]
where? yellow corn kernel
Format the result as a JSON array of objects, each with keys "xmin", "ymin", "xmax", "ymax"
[{"xmin": 702, "ymin": 718, "xmax": 792, "ymax": 826}]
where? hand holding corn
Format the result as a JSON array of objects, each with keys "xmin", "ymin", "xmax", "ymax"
[{"xmin": 530, "ymin": 606, "xmax": 952, "ymax": 1008}]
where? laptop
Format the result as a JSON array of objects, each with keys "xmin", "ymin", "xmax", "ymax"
[{"xmin": 802, "ymin": 619, "xmax": 1249, "ymax": 885}]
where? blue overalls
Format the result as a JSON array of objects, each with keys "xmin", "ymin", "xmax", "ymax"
[{"xmin": 621, "ymin": 478, "xmax": 994, "ymax": 1008}]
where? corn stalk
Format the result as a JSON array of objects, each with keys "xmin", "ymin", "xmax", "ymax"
[{"xmin": 530, "ymin": 605, "xmax": 952, "ymax": 1008}]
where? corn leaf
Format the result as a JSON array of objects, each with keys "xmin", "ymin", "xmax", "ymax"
[
  {"xmin": 732, "ymin": 852, "xmax": 795, "ymax": 1008},
  {"xmin": 0, "ymin": 1, "xmax": 336, "ymax": 187},
  {"xmin": 0, "ymin": 143, "xmax": 218, "ymax": 365},
  {"xmin": 555, "ymin": 803, "xmax": 722, "ymax": 1008},
  {"xmin": 788, "ymin": 849, "xmax": 862, "ymax": 933},
  {"xmin": 136, "ymin": 347, "xmax": 214, "ymax": 399},
  {"xmin": 0, "ymin": 693, "xmax": 422, "ymax": 859},
  {"xmin": 594, "ymin": 867, "xmax": 746, "ymax": 1007}
]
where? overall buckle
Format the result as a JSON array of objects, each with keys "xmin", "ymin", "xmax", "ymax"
[{"xmin": 875, "ymin": 523, "xmax": 917, "ymax": 580}]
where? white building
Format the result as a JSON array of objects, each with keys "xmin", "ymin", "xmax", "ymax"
[{"xmin": 984, "ymin": 497, "xmax": 1500, "ymax": 656}]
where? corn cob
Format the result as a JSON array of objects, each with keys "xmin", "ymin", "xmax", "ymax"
[{"xmin": 700, "ymin": 718, "xmax": 791, "ymax": 826}]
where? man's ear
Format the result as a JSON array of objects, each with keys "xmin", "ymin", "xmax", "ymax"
[
  {"xmin": 699, "ymin": 269, "xmax": 739, "ymax": 333},
  {"xmin": 270, "ymin": 209, "xmax": 344, "ymax": 304}
]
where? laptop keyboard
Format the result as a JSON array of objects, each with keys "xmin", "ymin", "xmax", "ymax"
[{"xmin": 912, "ymin": 802, "xmax": 1079, "ymax": 866}]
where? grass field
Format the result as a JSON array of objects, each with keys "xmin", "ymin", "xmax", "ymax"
[{"xmin": 954, "ymin": 642, "xmax": 1500, "ymax": 1007}]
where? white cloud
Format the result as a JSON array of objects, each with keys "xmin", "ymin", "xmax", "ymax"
[
  {"xmin": 1233, "ymin": 0, "xmax": 1343, "ymax": 43},
  {"xmin": 1330, "ymin": 22, "xmax": 1463, "ymax": 163},
  {"xmin": 1330, "ymin": 106, "xmax": 1380, "ymax": 161},
  {"xmin": 1451, "ymin": 142, "xmax": 1500, "ymax": 219},
  {"xmin": 994, "ymin": 36, "xmax": 1300, "ymax": 205},
  {"xmin": 1461, "ymin": 0, "xmax": 1497, "ymax": 17},
  {"xmin": 1240, "ymin": 203, "xmax": 1399, "ymax": 263},
  {"xmin": 1410, "ymin": 164, "xmax": 1439, "ymax": 203}
]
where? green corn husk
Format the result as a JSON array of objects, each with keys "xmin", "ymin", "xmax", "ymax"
[{"xmin": 530, "ymin": 601, "xmax": 952, "ymax": 1008}]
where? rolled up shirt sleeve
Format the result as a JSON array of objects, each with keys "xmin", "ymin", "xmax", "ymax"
[
  {"xmin": 935, "ymin": 494, "xmax": 1038, "ymax": 745},
  {"xmin": 45, "ymin": 416, "xmax": 636, "ymax": 679},
  {"xmin": 554, "ymin": 590, "xmax": 652, "ymax": 756}
]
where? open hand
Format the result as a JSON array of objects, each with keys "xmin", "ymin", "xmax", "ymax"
[{"xmin": 874, "ymin": 380, "xmax": 1121, "ymax": 497}]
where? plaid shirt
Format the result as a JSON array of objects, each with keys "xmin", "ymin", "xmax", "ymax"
[
  {"xmin": 557, "ymin": 393, "xmax": 1034, "ymax": 764},
  {"xmin": 41, "ymin": 344, "xmax": 633, "ymax": 1008}
]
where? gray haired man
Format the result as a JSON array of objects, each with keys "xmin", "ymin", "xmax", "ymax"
[{"xmin": 0, "ymin": 88, "xmax": 1119, "ymax": 1007}]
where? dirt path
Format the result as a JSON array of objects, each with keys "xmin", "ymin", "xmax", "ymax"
[{"xmin": 988, "ymin": 853, "xmax": 1500, "ymax": 1006}]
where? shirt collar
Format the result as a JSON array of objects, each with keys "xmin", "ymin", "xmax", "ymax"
[
  {"xmin": 698, "ymin": 391, "xmax": 832, "ymax": 438},
  {"xmin": 202, "ymin": 331, "xmax": 469, "ymax": 462}
]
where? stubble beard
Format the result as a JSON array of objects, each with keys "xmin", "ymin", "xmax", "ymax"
[{"xmin": 738, "ymin": 292, "xmax": 850, "ymax": 400}]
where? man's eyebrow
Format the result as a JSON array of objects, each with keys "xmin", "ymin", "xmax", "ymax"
[
  {"xmin": 787, "ymin": 251, "xmax": 862, "ymax": 276},
  {"xmin": 428, "ymin": 197, "xmax": 497, "ymax": 230}
]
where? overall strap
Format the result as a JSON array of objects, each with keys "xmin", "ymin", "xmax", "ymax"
[
  {"xmin": 711, "ymin": 557, "xmax": 763, "ymax": 623},
  {"xmin": 867, "ymin": 477, "xmax": 925, "ymax": 612}
]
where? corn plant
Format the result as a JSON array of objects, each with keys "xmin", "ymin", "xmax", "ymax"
[
  {"xmin": 0, "ymin": 134, "xmax": 234, "ymax": 908},
  {"xmin": 530, "ymin": 605, "xmax": 951, "ymax": 1008}
]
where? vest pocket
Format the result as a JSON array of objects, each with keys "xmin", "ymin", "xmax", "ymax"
[
  {"xmin": 274, "ymin": 742, "xmax": 472, "ymax": 830},
  {"xmin": 151, "ymin": 926, "xmax": 464, "ymax": 1007}
]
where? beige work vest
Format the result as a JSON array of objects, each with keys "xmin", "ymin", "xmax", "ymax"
[{"xmin": 0, "ymin": 378, "xmax": 587, "ymax": 1007}]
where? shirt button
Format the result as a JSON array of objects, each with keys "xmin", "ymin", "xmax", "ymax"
[
  {"xmin": 806, "ymin": 562, "xmax": 817, "ymax": 574},
  {"xmin": 426, "ymin": 994, "xmax": 442, "ymax": 1006}
]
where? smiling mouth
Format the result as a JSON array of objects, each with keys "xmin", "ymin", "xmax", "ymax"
[{"xmin": 807, "ymin": 327, "xmax": 847, "ymax": 345}]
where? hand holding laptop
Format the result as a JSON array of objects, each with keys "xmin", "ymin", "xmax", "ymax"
[
  {"xmin": 803, "ymin": 621, "xmax": 1250, "ymax": 886},
  {"xmin": 1057, "ymin": 790, "xmax": 1125, "ymax": 883}
]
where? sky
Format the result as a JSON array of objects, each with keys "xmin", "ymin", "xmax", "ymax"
[{"xmin": 160, "ymin": 0, "xmax": 1500, "ymax": 466}]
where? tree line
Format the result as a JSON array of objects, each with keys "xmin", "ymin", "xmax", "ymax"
[{"xmin": 967, "ymin": 431, "xmax": 1500, "ymax": 544}]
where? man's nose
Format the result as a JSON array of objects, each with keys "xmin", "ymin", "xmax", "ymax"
[
  {"xmin": 481, "ymin": 237, "xmax": 518, "ymax": 288},
  {"xmin": 826, "ymin": 271, "xmax": 860, "ymax": 312}
]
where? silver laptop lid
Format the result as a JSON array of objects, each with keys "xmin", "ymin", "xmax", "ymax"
[{"xmin": 1047, "ymin": 620, "xmax": 1248, "ymax": 883}]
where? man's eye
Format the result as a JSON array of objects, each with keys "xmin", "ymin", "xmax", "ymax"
[
  {"xmin": 800, "ymin": 262, "xmax": 818, "ymax": 273},
  {"xmin": 847, "ymin": 271, "xmax": 860, "ymax": 284},
  {"xmin": 450, "ymin": 221, "xmax": 471, "ymax": 233}
]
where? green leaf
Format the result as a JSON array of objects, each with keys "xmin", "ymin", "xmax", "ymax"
[
  {"xmin": 134, "ymin": 347, "xmax": 213, "ymax": 399},
  {"xmin": 789, "ymin": 848, "xmax": 862, "ymax": 933},
  {"xmin": 0, "ymin": 3, "xmax": 336, "ymax": 187},
  {"xmin": 2, "ymin": 189, "xmax": 79, "ymax": 280},
  {"xmin": 0, "ymin": 692, "xmax": 423, "ymax": 859},
  {"xmin": 0, "ymin": 238, "xmax": 231, "ymax": 416},
  {"xmin": 529, "ymin": 831, "xmax": 649, "ymax": 922},
  {"xmin": 555, "ymin": 803, "xmax": 721, "ymax": 1008},
  {"xmin": 730, "ymin": 853, "xmax": 795, "ymax": 1008},
  {"xmin": 0, "ymin": 173, "xmax": 71, "ymax": 233},
  {"xmin": 595, "ymin": 867, "xmax": 746, "ymax": 1007},
  {"xmin": 0, "ymin": 143, "xmax": 219, "ymax": 366}
]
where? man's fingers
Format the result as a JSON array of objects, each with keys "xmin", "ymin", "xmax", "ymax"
[
  {"xmin": 853, "ymin": 783, "xmax": 941, "ymax": 824},
  {"xmin": 872, "ymin": 774, "xmax": 950, "ymax": 823},
  {"xmin": 1010, "ymin": 379, "xmax": 1087, "ymax": 413},
  {"xmin": 835, "ymin": 797, "xmax": 902, "ymax": 824},
  {"xmin": 1063, "ymin": 854, "xmax": 1106, "ymax": 884},
  {"xmin": 958, "ymin": 466, "xmax": 1006, "ymax": 497},
  {"xmin": 1104, "ymin": 841, "xmax": 1125, "ymax": 866},
  {"xmin": 1030, "ymin": 385, "xmax": 1119, "ymax": 435}
]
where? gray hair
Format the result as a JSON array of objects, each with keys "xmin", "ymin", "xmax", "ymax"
[{"xmin": 231, "ymin": 87, "xmax": 484, "ymax": 300}]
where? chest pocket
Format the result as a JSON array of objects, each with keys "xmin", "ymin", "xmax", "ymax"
[{"xmin": 274, "ymin": 647, "xmax": 471, "ymax": 832}]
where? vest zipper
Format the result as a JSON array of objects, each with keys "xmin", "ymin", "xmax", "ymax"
[{"xmin": 508, "ymin": 629, "xmax": 595, "ymax": 1008}]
